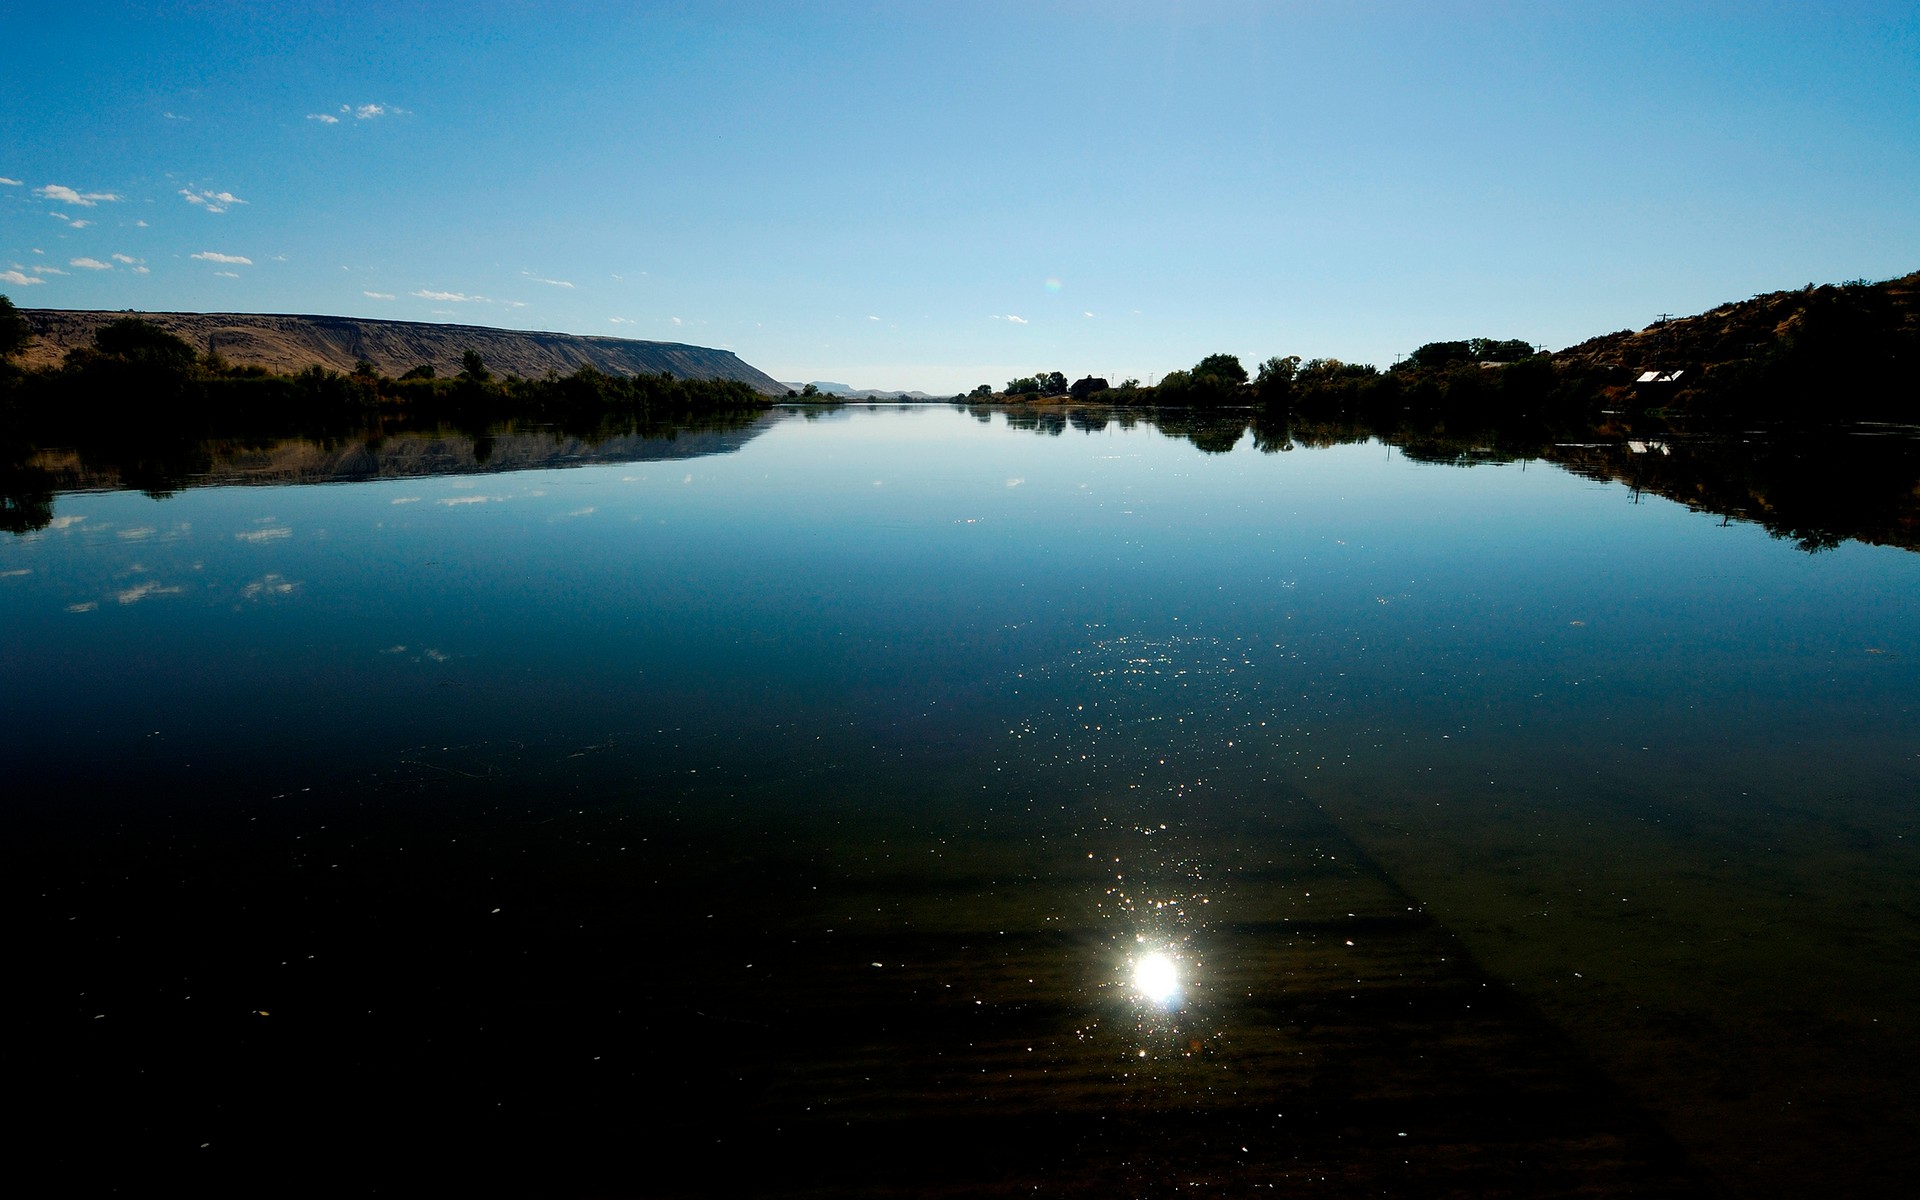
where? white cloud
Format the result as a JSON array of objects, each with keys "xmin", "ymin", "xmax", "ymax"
[
  {"xmin": 70, "ymin": 257, "xmax": 112, "ymax": 270},
  {"xmin": 234, "ymin": 526, "xmax": 291, "ymax": 543},
  {"xmin": 31, "ymin": 264, "xmax": 67, "ymax": 275},
  {"xmin": 181, "ymin": 187, "xmax": 246, "ymax": 214},
  {"xmin": 867, "ymin": 315, "xmax": 880, "ymax": 321},
  {"xmin": 192, "ymin": 251, "xmax": 252, "ymax": 264},
  {"xmin": 608, "ymin": 317, "xmax": 632, "ymax": 325},
  {"xmin": 164, "ymin": 111, "xmax": 188, "ymax": 121},
  {"xmin": 115, "ymin": 581, "xmax": 182, "ymax": 604},
  {"xmin": 214, "ymin": 271, "xmax": 240, "ymax": 278},
  {"xmin": 0, "ymin": 269, "xmax": 44, "ymax": 285},
  {"xmin": 49, "ymin": 212, "xmax": 92, "ymax": 228},
  {"xmin": 37, "ymin": 184, "xmax": 120, "ymax": 206},
  {"xmin": 353, "ymin": 103, "xmax": 386, "ymax": 119},
  {"xmin": 523, "ymin": 274, "xmax": 573, "ymax": 288},
  {"xmin": 306, "ymin": 113, "xmax": 340, "ymax": 124},
  {"xmin": 1083, "ymin": 311, "xmax": 1095, "ymax": 318},
  {"xmin": 241, "ymin": 574, "xmax": 299, "ymax": 600},
  {"xmin": 0, "ymin": 177, "xmax": 21, "ymax": 186},
  {"xmin": 992, "ymin": 314, "xmax": 1029, "ymax": 324},
  {"xmin": 413, "ymin": 289, "xmax": 478, "ymax": 302},
  {"xmin": 671, "ymin": 316, "xmax": 682, "ymax": 325},
  {"xmin": 134, "ymin": 219, "xmax": 147, "ymax": 227},
  {"xmin": 363, "ymin": 290, "xmax": 395, "ymax": 300},
  {"xmin": 112, "ymin": 253, "xmax": 139, "ymax": 264}
]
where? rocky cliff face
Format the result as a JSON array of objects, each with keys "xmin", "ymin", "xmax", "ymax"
[{"xmin": 17, "ymin": 309, "xmax": 788, "ymax": 394}]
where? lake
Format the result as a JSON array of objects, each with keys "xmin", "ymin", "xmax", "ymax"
[{"xmin": 6, "ymin": 403, "xmax": 1918, "ymax": 1196}]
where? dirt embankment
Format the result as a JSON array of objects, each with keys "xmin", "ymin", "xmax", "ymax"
[{"xmin": 17, "ymin": 309, "xmax": 788, "ymax": 395}]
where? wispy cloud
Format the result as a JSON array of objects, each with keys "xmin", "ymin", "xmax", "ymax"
[
  {"xmin": 0, "ymin": 269, "xmax": 43, "ymax": 286},
  {"xmin": 181, "ymin": 187, "xmax": 246, "ymax": 214},
  {"xmin": 0, "ymin": 177, "xmax": 21, "ymax": 186},
  {"xmin": 70, "ymin": 257, "xmax": 112, "ymax": 270},
  {"xmin": 234, "ymin": 526, "xmax": 291, "ymax": 543},
  {"xmin": 867, "ymin": 315, "xmax": 881, "ymax": 321},
  {"xmin": 413, "ymin": 288, "xmax": 479, "ymax": 302},
  {"xmin": 37, "ymin": 183, "xmax": 119, "ymax": 207},
  {"xmin": 522, "ymin": 272, "xmax": 574, "ymax": 288},
  {"xmin": 192, "ymin": 251, "xmax": 252, "ymax": 265},
  {"xmin": 49, "ymin": 212, "xmax": 91, "ymax": 228},
  {"xmin": 992, "ymin": 314, "xmax": 1029, "ymax": 324},
  {"xmin": 214, "ymin": 271, "xmax": 240, "ymax": 278},
  {"xmin": 240, "ymin": 574, "xmax": 299, "ymax": 600},
  {"xmin": 112, "ymin": 253, "xmax": 139, "ymax": 264},
  {"xmin": 164, "ymin": 111, "xmax": 188, "ymax": 121},
  {"xmin": 115, "ymin": 581, "xmax": 183, "ymax": 605},
  {"xmin": 363, "ymin": 290, "xmax": 395, "ymax": 300},
  {"xmin": 308, "ymin": 102, "xmax": 398, "ymax": 125}
]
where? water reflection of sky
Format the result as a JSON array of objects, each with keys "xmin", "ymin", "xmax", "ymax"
[{"xmin": 6, "ymin": 406, "xmax": 1920, "ymax": 1195}]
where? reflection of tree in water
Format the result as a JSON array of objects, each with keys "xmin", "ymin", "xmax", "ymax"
[
  {"xmin": 0, "ymin": 406, "xmax": 778, "ymax": 536},
  {"xmin": 990, "ymin": 402, "xmax": 1920, "ymax": 558}
]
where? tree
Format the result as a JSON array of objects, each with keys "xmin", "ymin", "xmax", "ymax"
[
  {"xmin": 1192, "ymin": 353, "xmax": 1248, "ymax": 387},
  {"xmin": 1255, "ymin": 355, "xmax": 1300, "ymax": 405},
  {"xmin": 1040, "ymin": 370, "xmax": 1068, "ymax": 396},
  {"xmin": 459, "ymin": 349, "xmax": 491, "ymax": 383},
  {"xmin": 1005, "ymin": 376, "xmax": 1041, "ymax": 395},
  {"xmin": 0, "ymin": 294, "xmax": 32, "ymax": 361},
  {"xmin": 968, "ymin": 383, "xmax": 993, "ymax": 398}
]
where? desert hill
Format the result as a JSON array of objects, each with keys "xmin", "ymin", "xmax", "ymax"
[
  {"xmin": 16, "ymin": 309, "xmax": 787, "ymax": 395},
  {"xmin": 1549, "ymin": 270, "xmax": 1918, "ymax": 413}
]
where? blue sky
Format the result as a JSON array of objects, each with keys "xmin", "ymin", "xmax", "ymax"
[{"xmin": 4, "ymin": 2, "xmax": 1916, "ymax": 392}]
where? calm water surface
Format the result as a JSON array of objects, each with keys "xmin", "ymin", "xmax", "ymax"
[{"xmin": 6, "ymin": 405, "xmax": 1917, "ymax": 1196}]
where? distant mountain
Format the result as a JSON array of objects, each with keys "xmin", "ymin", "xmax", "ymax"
[
  {"xmin": 779, "ymin": 381, "xmax": 948, "ymax": 400},
  {"xmin": 16, "ymin": 309, "xmax": 788, "ymax": 395}
]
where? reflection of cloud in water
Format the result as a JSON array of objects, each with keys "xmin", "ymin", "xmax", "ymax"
[
  {"xmin": 115, "ymin": 581, "xmax": 184, "ymax": 605},
  {"xmin": 439, "ymin": 496, "xmax": 492, "ymax": 506},
  {"xmin": 118, "ymin": 527, "xmax": 156, "ymax": 540},
  {"xmin": 391, "ymin": 497, "xmax": 421, "ymax": 505},
  {"xmin": 422, "ymin": 648, "xmax": 450, "ymax": 662},
  {"xmin": 235, "ymin": 526, "xmax": 292, "ymax": 543},
  {"xmin": 241, "ymin": 574, "xmax": 299, "ymax": 600},
  {"xmin": 66, "ymin": 601, "xmax": 98, "ymax": 613},
  {"xmin": 1, "ymin": 567, "xmax": 31, "ymax": 578},
  {"xmin": 47, "ymin": 515, "xmax": 86, "ymax": 531},
  {"xmin": 563, "ymin": 507, "xmax": 596, "ymax": 518},
  {"xmin": 381, "ymin": 645, "xmax": 408, "ymax": 654}
]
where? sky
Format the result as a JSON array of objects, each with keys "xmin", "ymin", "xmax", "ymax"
[{"xmin": 3, "ymin": 1, "xmax": 1917, "ymax": 393}]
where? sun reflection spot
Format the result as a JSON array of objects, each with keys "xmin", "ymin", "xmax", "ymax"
[{"xmin": 1134, "ymin": 952, "xmax": 1179, "ymax": 1003}]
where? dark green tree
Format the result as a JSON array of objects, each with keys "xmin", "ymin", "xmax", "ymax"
[
  {"xmin": 0, "ymin": 294, "xmax": 32, "ymax": 361},
  {"xmin": 459, "ymin": 349, "xmax": 491, "ymax": 383}
]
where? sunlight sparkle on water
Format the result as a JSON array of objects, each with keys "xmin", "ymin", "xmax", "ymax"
[{"xmin": 1134, "ymin": 952, "xmax": 1179, "ymax": 1004}]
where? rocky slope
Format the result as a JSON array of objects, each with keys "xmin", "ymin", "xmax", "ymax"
[{"xmin": 16, "ymin": 309, "xmax": 787, "ymax": 395}]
